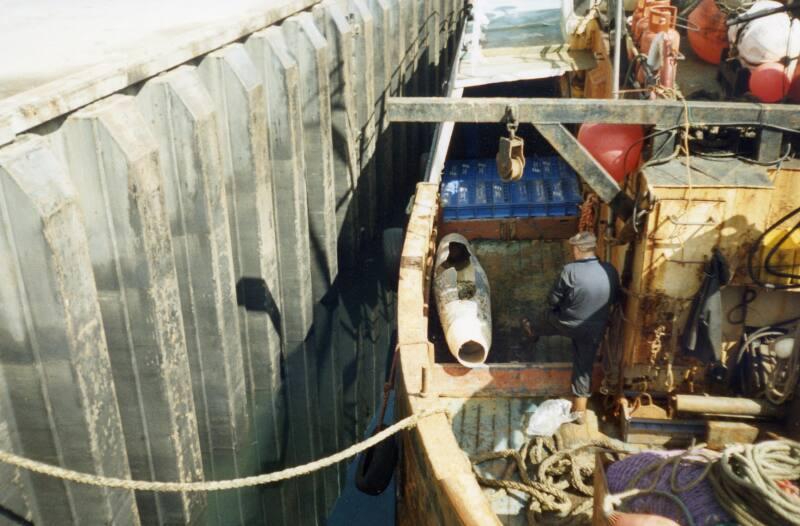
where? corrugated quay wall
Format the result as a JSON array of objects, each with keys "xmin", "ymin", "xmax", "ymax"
[{"xmin": 0, "ymin": 0, "xmax": 464, "ymax": 524}]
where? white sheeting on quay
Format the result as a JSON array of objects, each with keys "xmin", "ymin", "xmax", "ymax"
[{"xmin": 456, "ymin": 0, "xmax": 596, "ymax": 88}]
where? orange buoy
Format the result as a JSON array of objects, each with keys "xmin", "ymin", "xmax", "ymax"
[
  {"xmin": 578, "ymin": 124, "xmax": 644, "ymax": 182},
  {"xmin": 749, "ymin": 62, "xmax": 791, "ymax": 102},
  {"xmin": 687, "ymin": 0, "xmax": 728, "ymax": 64}
]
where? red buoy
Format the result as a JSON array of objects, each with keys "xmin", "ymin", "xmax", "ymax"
[
  {"xmin": 749, "ymin": 62, "xmax": 791, "ymax": 102},
  {"xmin": 687, "ymin": 0, "xmax": 728, "ymax": 64},
  {"xmin": 578, "ymin": 124, "xmax": 644, "ymax": 182}
]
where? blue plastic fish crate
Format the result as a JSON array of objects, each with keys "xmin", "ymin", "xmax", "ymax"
[{"xmin": 441, "ymin": 157, "xmax": 581, "ymax": 220}]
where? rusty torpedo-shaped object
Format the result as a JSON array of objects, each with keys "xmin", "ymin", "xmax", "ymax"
[{"xmin": 433, "ymin": 234, "xmax": 492, "ymax": 366}]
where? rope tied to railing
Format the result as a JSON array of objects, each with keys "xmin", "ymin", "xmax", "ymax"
[{"xmin": 0, "ymin": 407, "xmax": 448, "ymax": 493}]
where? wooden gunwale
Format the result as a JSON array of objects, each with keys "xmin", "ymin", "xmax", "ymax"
[
  {"xmin": 386, "ymin": 96, "xmax": 800, "ymax": 127},
  {"xmin": 397, "ymin": 182, "xmax": 500, "ymax": 525},
  {"xmin": 396, "ymin": 183, "xmax": 591, "ymax": 524}
]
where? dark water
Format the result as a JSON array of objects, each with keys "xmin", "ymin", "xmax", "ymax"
[
  {"xmin": 299, "ymin": 239, "xmax": 398, "ymax": 524},
  {"xmin": 327, "ymin": 392, "xmax": 397, "ymax": 525}
]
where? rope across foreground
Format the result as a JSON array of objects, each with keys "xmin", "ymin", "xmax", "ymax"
[{"xmin": 0, "ymin": 408, "xmax": 448, "ymax": 493}]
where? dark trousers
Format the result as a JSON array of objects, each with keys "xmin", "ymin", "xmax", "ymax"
[{"xmin": 531, "ymin": 310, "xmax": 601, "ymax": 398}]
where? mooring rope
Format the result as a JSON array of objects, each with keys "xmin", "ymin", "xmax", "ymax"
[
  {"xmin": 0, "ymin": 408, "xmax": 448, "ymax": 492},
  {"xmin": 707, "ymin": 440, "xmax": 800, "ymax": 526},
  {"xmin": 471, "ymin": 437, "xmax": 636, "ymax": 526}
]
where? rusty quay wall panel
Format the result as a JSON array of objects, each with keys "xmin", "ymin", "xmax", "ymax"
[{"xmin": 0, "ymin": 0, "xmax": 462, "ymax": 523}]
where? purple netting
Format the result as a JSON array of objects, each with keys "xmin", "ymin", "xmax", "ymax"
[{"xmin": 606, "ymin": 451, "xmax": 733, "ymax": 526}]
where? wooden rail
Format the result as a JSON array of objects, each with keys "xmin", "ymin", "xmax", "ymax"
[{"xmin": 386, "ymin": 97, "xmax": 800, "ymax": 127}]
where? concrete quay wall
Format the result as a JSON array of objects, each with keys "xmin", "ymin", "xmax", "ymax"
[{"xmin": 0, "ymin": 0, "xmax": 463, "ymax": 524}]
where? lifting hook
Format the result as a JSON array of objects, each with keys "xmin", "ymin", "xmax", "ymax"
[{"xmin": 496, "ymin": 107, "xmax": 525, "ymax": 182}]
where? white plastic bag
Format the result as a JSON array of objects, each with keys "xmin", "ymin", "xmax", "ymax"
[{"xmin": 523, "ymin": 399, "xmax": 576, "ymax": 437}]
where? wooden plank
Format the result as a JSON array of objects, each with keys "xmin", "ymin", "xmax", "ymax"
[
  {"xmin": 370, "ymin": 0, "xmax": 397, "ymax": 220},
  {"xmin": 404, "ymin": 0, "xmax": 422, "ymax": 186},
  {"xmin": 387, "ymin": 97, "xmax": 800, "ymax": 127},
  {"xmin": 438, "ymin": 216, "xmax": 579, "ymax": 241},
  {"xmin": 534, "ymin": 123, "xmax": 624, "ymax": 207},
  {"xmin": 432, "ymin": 363, "xmax": 604, "ymax": 397},
  {"xmin": 706, "ymin": 421, "xmax": 759, "ymax": 450},
  {"xmin": 136, "ymin": 66, "xmax": 251, "ymax": 523},
  {"xmin": 386, "ymin": 0, "xmax": 408, "ymax": 194},
  {"xmin": 460, "ymin": 399, "xmax": 479, "ymax": 456},
  {"xmin": 197, "ymin": 44, "xmax": 287, "ymax": 523},
  {"xmin": 0, "ymin": 381, "xmax": 34, "ymax": 524},
  {"xmin": 507, "ymin": 398, "xmax": 528, "ymax": 526},
  {"xmin": 492, "ymin": 398, "xmax": 511, "ymax": 524},
  {"xmin": 308, "ymin": 301, "xmax": 341, "ymax": 513},
  {"xmin": 758, "ymin": 129, "xmax": 784, "ymax": 162},
  {"xmin": 245, "ymin": 29, "xmax": 320, "ymax": 524},
  {"xmin": 398, "ymin": 183, "xmax": 439, "ymax": 346}
]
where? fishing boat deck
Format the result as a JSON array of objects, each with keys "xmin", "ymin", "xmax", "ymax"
[
  {"xmin": 431, "ymin": 239, "xmax": 578, "ymax": 364},
  {"xmin": 428, "ymin": 395, "xmax": 614, "ymax": 525}
]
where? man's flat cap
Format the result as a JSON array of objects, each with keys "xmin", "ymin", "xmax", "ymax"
[{"xmin": 569, "ymin": 231, "xmax": 597, "ymax": 250}]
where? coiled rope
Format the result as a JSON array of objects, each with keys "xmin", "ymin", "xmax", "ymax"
[
  {"xmin": 471, "ymin": 436, "xmax": 639, "ymax": 525},
  {"xmin": 707, "ymin": 440, "xmax": 800, "ymax": 526},
  {"xmin": 0, "ymin": 408, "xmax": 448, "ymax": 492}
]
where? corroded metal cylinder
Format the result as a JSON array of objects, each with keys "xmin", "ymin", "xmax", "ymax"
[
  {"xmin": 433, "ymin": 233, "xmax": 492, "ymax": 367},
  {"xmin": 674, "ymin": 394, "xmax": 784, "ymax": 417}
]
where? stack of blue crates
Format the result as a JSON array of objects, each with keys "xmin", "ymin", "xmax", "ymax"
[{"xmin": 440, "ymin": 157, "xmax": 582, "ymax": 221}]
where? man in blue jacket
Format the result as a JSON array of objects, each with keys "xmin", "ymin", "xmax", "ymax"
[{"xmin": 522, "ymin": 232, "xmax": 619, "ymax": 424}]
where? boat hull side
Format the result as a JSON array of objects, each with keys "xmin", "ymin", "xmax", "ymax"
[{"xmin": 396, "ymin": 358, "xmax": 500, "ymax": 526}]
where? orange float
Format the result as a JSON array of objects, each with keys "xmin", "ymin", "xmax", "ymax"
[
  {"xmin": 578, "ymin": 124, "xmax": 645, "ymax": 182},
  {"xmin": 687, "ymin": 0, "xmax": 728, "ymax": 64}
]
